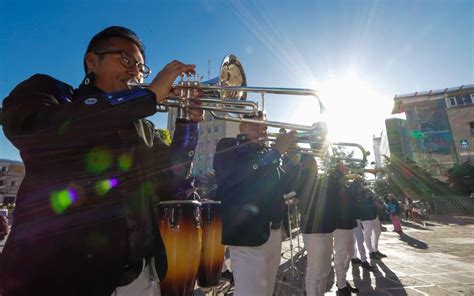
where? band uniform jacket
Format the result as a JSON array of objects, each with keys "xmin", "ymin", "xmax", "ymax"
[
  {"xmin": 295, "ymin": 169, "xmax": 337, "ymax": 234},
  {"xmin": 0, "ymin": 74, "xmax": 198, "ymax": 295},
  {"xmin": 333, "ymin": 176, "xmax": 358, "ymax": 230},
  {"xmin": 213, "ymin": 135, "xmax": 299, "ymax": 247},
  {"xmin": 357, "ymin": 189, "xmax": 378, "ymax": 221}
]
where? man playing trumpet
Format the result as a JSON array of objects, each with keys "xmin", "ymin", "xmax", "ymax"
[
  {"xmin": 213, "ymin": 112, "xmax": 299, "ymax": 296},
  {"xmin": 0, "ymin": 26, "xmax": 203, "ymax": 296}
]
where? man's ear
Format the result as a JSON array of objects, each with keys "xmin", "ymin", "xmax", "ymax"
[{"xmin": 85, "ymin": 52, "xmax": 98, "ymax": 73}]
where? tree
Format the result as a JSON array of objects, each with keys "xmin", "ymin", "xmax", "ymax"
[
  {"xmin": 375, "ymin": 155, "xmax": 454, "ymax": 199},
  {"xmin": 448, "ymin": 164, "xmax": 474, "ymax": 195}
]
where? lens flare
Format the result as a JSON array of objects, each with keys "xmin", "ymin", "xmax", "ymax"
[
  {"xmin": 95, "ymin": 178, "xmax": 119, "ymax": 196},
  {"xmin": 50, "ymin": 189, "xmax": 77, "ymax": 214}
]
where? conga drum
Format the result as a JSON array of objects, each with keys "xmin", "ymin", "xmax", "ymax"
[
  {"xmin": 197, "ymin": 200, "xmax": 225, "ymax": 288},
  {"xmin": 156, "ymin": 200, "xmax": 202, "ymax": 296}
]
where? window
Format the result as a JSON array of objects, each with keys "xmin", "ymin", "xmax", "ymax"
[
  {"xmin": 214, "ymin": 126, "xmax": 219, "ymax": 133},
  {"xmin": 0, "ymin": 167, "xmax": 6, "ymax": 172},
  {"xmin": 0, "ymin": 180, "xmax": 4, "ymax": 186},
  {"xmin": 10, "ymin": 181, "xmax": 16, "ymax": 187},
  {"xmin": 465, "ymin": 94, "xmax": 474, "ymax": 104},
  {"xmin": 470, "ymin": 122, "xmax": 474, "ymax": 136},
  {"xmin": 448, "ymin": 97, "xmax": 457, "ymax": 107},
  {"xmin": 207, "ymin": 127, "xmax": 212, "ymax": 134}
]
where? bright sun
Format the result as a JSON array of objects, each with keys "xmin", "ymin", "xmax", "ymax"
[{"xmin": 289, "ymin": 72, "xmax": 392, "ymax": 153}]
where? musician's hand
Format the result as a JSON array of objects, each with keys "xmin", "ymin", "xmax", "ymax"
[
  {"xmin": 274, "ymin": 130, "xmax": 297, "ymax": 155},
  {"xmin": 188, "ymin": 108, "xmax": 205, "ymax": 123},
  {"xmin": 148, "ymin": 60, "xmax": 196, "ymax": 103}
]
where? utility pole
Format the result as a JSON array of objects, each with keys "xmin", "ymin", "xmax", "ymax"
[{"xmin": 208, "ymin": 57, "xmax": 211, "ymax": 81}]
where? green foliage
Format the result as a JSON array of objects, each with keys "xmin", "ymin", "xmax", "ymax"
[
  {"xmin": 375, "ymin": 155, "xmax": 454, "ymax": 199},
  {"xmin": 156, "ymin": 129, "xmax": 172, "ymax": 145},
  {"xmin": 448, "ymin": 164, "xmax": 474, "ymax": 195}
]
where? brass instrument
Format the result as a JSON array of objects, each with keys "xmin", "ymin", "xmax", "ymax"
[
  {"xmin": 267, "ymin": 128, "xmax": 369, "ymax": 169},
  {"xmin": 128, "ymin": 54, "xmax": 324, "ymax": 132}
]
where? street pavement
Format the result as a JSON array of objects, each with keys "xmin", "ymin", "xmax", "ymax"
[
  {"xmin": 195, "ymin": 215, "xmax": 474, "ymax": 295},
  {"xmin": 2, "ymin": 215, "xmax": 474, "ymax": 295}
]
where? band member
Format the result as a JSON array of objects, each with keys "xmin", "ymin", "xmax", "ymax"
[
  {"xmin": 0, "ymin": 26, "xmax": 203, "ymax": 296},
  {"xmin": 359, "ymin": 184, "xmax": 387, "ymax": 260},
  {"xmin": 296, "ymin": 155, "xmax": 336, "ymax": 296},
  {"xmin": 213, "ymin": 112, "xmax": 298, "ymax": 296},
  {"xmin": 350, "ymin": 179, "xmax": 377, "ymax": 271},
  {"xmin": 332, "ymin": 163, "xmax": 359, "ymax": 296}
]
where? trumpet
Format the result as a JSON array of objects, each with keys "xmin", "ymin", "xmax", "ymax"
[
  {"xmin": 267, "ymin": 129, "xmax": 368, "ymax": 169},
  {"xmin": 128, "ymin": 54, "xmax": 324, "ymax": 132}
]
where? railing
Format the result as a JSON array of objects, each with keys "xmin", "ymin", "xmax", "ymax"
[{"xmin": 426, "ymin": 195, "xmax": 474, "ymax": 215}]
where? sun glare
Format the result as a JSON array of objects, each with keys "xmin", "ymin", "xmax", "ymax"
[{"xmin": 290, "ymin": 72, "xmax": 391, "ymax": 152}]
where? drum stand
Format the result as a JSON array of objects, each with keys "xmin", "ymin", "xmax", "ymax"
[{"xmin": 283, "ymin": 192, "xmax": 304, "ymax": 280}]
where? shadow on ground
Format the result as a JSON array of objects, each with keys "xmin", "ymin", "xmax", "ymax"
[{"xmin": 398, "ymin": 232, "xmax": 428, "ymax": 249}]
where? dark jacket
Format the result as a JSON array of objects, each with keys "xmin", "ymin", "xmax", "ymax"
[
  {"xmin": 0, "ymin": 74, "xmax": 198, "ymax": 295},
  {"xmin": 213, "ymin": 135, "xmax": 298, "ymax": 247},
  {"xmin": 296, "ymin": 169, "xmax": 337, "ymax": 234},
  {"xmin": 357, "ymin": 189, "xmax": 378, "ymax": 221},
  {"xmin": 332, "ymin": 176, "xmax": 357, "ymax": 230}
]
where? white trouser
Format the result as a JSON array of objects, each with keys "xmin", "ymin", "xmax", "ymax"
[
  {"xmin": 303, "ymin": 232, "xmax": 333, "ymax": 296},
  {"xmin": 352, "ymin": 219, "xmax": 367, "ymax": 262},
  {"xmin": 361, "ymin": 217, "xmax": 381, "ymax": 253},
  {"xmin": 112, "ymin": 259, "xmax": 161, "ymax": 296},
  {"xmin": 229, "ymin": 228, "xmax": 282, "ymax": 296},
  {"xmin": 333, "ymin": 229, "xmax": 354, "ymax": 289}
]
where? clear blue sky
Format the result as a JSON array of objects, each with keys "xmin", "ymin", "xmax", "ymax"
[{"xmin": 1, "ymin": 0, "xmax": 473, "ymax": 161}]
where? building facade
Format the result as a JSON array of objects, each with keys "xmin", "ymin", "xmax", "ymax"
[
  {"xmin": 391, "ymin": 85, "xmax": 474, "ymax": 177},
  {"xmin": 445, "ymin": 93, "xmax": 474, "ymax": 164},
  {"xmin": 0, "ymin": 159, "xmax": 25, "ymax": 205},
  {"xmin": 373, "ymin": 128, "xmax": 391, "ymax": 169},
  {"xmin": 167, "ymin": 110, "xmax": 240, "ymax": 176}
]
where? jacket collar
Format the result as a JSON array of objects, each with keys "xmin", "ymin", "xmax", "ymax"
[
  {"xmin": 74, "ymin": 73, "xmax": 105, "ymax": 99},
  {"xmin": 236, "ymin": 134, "xmax": 265, "ymax": 152}
]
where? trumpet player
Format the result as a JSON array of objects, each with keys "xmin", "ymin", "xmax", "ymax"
[
  {"xmin": 332, "ymin": 163, "xmax": 359, "ymax": 296},
  {"xmin": 296, "ymin": 155, "xmax": 336, "ymax": 296},
  {"xmin": 0, "ymin": 26, "xmax": 204, "ymax": 296},
  {"xmin": 213, "ymin": 112, "xmax": 300, "ymax": 296}
]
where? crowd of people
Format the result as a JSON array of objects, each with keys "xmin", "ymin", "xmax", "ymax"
[{"xmin": 0, "ymin": 25, "xmax": 405, "ymax": 296}]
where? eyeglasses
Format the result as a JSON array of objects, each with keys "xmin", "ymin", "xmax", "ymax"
[{"xmin": 94, "ymin": 50, "xmax": 151, "ymax": 78}]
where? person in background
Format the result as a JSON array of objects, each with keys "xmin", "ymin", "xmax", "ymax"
[
  {"xmin": 0, "ymin": 26, "xmax": 204, "ymax": 296},
  {"xmin": 0, "ymin": 206, "xmax": 8, "ymax": 241},
  {"xmin": 405, "ymin": 197, "xmax": 414, "ymax": 219},
  {"xmin": 387, "ymin": 194, "xmax": 403, "ymax": 234}
]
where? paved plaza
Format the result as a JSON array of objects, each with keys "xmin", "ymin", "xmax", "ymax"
[
  {"xmin": 201, "ymin": 215, "xmax": 474, "ymax": 295},
  {"xmin": 2, "ymin": 215, "xmax": 474, "ymax": 295}
]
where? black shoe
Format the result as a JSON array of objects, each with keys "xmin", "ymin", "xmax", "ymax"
[
  {"xmin": 370, "ymin": 252, "xmax": 381, "ymax": 259},
  {"xmin": 351, "ymin": 258, "xmax": 362, "ymax": 265},
  {"xmin": 346, "ymin": 282, "xmax": 359, "ymax": 293},
  {"xmin": 361, "ymin": 261, "xmax": 376, "ymax": 271},
  {"xmin": 336, "ymin": 286, "xmax": 352, "ymax": 296},
  {"xmin": 221, "ymin": 270, "xmax": 234, "ymax": 285},
  {"xmin": 375, "ymin": 251, "xmax": 387, "ymax": 258}
]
